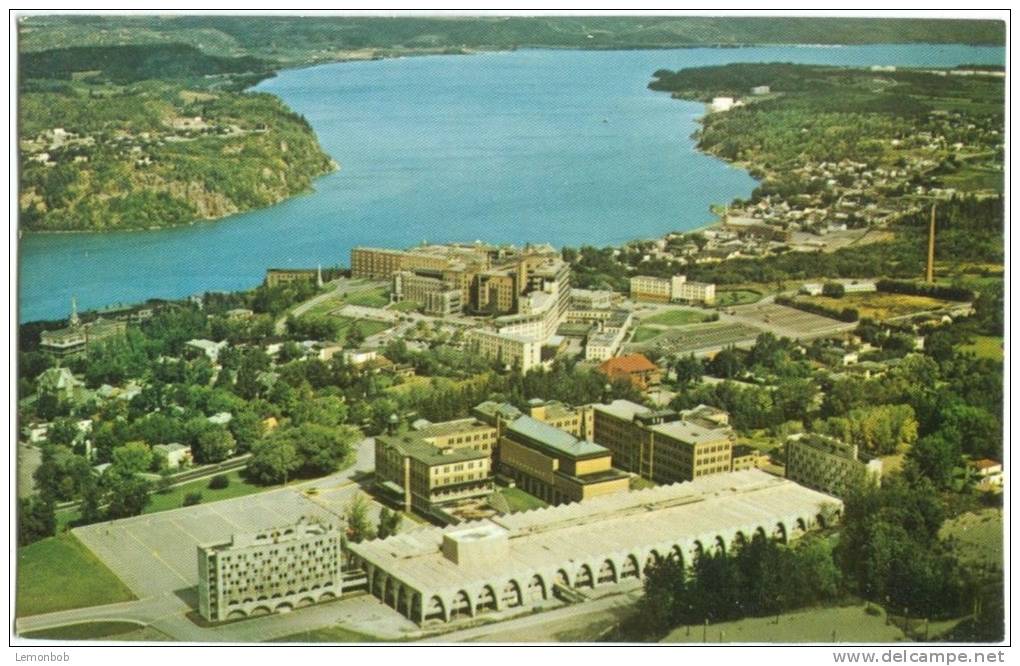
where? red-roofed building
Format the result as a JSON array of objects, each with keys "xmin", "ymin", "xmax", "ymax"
[{"xmin": 598, "ymin": 353, "xmax": 661, "ymax": 392}]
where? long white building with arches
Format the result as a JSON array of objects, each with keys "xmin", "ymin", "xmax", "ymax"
[{"xmin": 346, "ymin": 470, "xmax": 842, "ymax": 625}]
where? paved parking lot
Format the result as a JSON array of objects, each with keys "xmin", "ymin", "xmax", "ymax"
[
  {"xmin": 728, "ymin": 303, "xmax": 854, "ymax": 340},
  {"xmin": 627, "ymin": 321, "xmax": 762, "ymax": 357},
  {"xmin": 73, "ymin": 438, "xmax": 381, "ymax": 600}
]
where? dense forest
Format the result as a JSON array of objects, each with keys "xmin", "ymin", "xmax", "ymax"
[
  {"xmin": 19, "ymin": 16, "xmax": 1005, "ymax": 65},
  {"xmin": 18, "ymin": 44, "xmax": 333, "ymax": 232}
]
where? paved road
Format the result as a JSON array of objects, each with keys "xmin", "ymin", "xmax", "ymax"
[
  {"xmin": 273, "ymin": 278, "xmax": 386, "ymax": 335},
  {"xmin": 420, "ymin": 585, "xmax": 644, "ymax": 644}
]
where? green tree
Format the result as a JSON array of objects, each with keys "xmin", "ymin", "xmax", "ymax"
[
  {"xmin": 105, "ymin": 474, "xmax": 152, "ymax": 519},
  {"xmin": 111, "ymin": 441, "xmax": 153, "ymax": 475},
  {"xmin": 247, "ymin": 437, "xmax": 299, "ymax": 485},
  {"xmin": 194, "ymin": 426, "xmax": 235, "ymax": 464},
  {"xmin": 345, "ymin": 493, "xmax": 375, "ymax": 543},
  {"xmin": 18, "ymin": 496, "xmax": 56, "ymax": 546},
  {"xmin": 377, "ymin": 507, "xmax": 402, "ymax": 540},
  {"xmin": 673, "ymin": 354, "xmax": 703, "ymax": 389}
]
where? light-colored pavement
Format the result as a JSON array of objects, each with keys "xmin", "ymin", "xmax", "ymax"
[
  {"xmin": 420, "ymin": 585, "xmax": 644, "ymax": 644},
  {"xmin": 15, "ymin": 437, "xmax": 386, "ymax": 641},
  {"xmin": 17, "ymin": 442, "xmax": 42, "ymax": 499}
]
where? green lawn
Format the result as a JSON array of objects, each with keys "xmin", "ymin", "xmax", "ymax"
[
  {"xmin": 271, "ymin": 625, "xmax": 387, "ymax": 643},
  {"xmin": 145, "ymin": 470, "xmax": 276, "ymax": 514},
  {"xmin": 344, "ymin": 288, "xmax": 390, "ymax": 308},
  {"xmin": 631, "ymin": 327, "xmax": 664, "ymax": 343},
  {"xmin": 641, "ymin": 308, "xmax": 713, "ymax": 327},
  {"xmin": 715, "ymin": 289, "xmax": 763, "ymax": 306},
  {"xmin": 959, "ymin": 335, "xmax": 1003, "ymax": 361},
  {"xmin": 661, "ymin": 603, "xmax": 906, "ymax": 644},
  {"xmin": 498, "ymin": 487, "xmax": 548, "ymax": 513},
  {"xmin": 17, "ymin": 533, "xmax": 136, "ymax": 617},
  {"xmin": 21, "ymin": 621, "xmax": 143, "ymax": 641},
  {"xmin": 333, "ymin": 316, "xmax": 392, "ymax": 343},
  {"xmin": 940, "ymin": 509, "xmax": 1003, "ymax": 569},
  {"xmin": 389, "ymin": 300, "xmax": 420, "ymax": 313}
]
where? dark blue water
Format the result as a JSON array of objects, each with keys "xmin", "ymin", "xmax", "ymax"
[{"xmin": 19, "ymin": 44, "xmax": 1004, "ymax": 323}]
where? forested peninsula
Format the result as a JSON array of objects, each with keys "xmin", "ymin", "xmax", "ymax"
[{"xmin": 19, "ymin": 44, "xmax": 335, "ymax": 232}]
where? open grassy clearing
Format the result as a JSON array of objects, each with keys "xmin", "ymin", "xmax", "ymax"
[
  {"xmin": 389, "ymin": 300, "xmax": 420, "ymax": 312},
  {"xmin": 715, "ymin": 289, "xmax": 763, "ymax": 306},
  {"xmin": 16, "ymin": 533, "xmax": 136, "ymax": 617},
  {"xmin": 146, "ymin": 470, "xmax": 276, "ymax": 514},
  {"xmin": 271, "ymin": 625, "xmax": 388, "ymax": 643},
  {"xmin": 798, "ymin": 292, "xmax": 951, "ymax": 320},
  {"xmin": 940, "ymin": 508, "xmax": 1003, "ymax": 569},
  {"xmin": 640, "ymin": 308, "xmax": 715, "ymax": 327},
  {"xmin": 661, "ymin": 603, "xmax": 907, "ymax": 643},
  {"xmin": 959, "ymin": 335, "xmax": 1003, "ymax": 361},
  {"xmin": 496, "ymin": 487, "xmax": 549, "ymax": 513},
  {"xmin": 21, "ymin": 621, "xmax": 144, "ymax": 641},
  {"xmin": 631, "ymin": 327, "xmax": 664, "ymax": 344}
]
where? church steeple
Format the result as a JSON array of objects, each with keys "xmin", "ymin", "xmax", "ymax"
[{"xmin": 69, "ymin": 296, "xmax": 80, "ymax": 327}]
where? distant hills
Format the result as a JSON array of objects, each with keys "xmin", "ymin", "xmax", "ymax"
[{"xmin": 18, "ymin": 16, "xmax": 1006, "ymax": 65}]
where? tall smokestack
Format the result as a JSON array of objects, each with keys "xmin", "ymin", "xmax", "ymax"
[{"xmin": 926, "ymin": 204, "xmax": 936, "ymax": 283}]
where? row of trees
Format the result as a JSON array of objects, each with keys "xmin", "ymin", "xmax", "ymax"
[{"xmin": 628, "ymin": 534, "xmax": 841, "ymax": 639}]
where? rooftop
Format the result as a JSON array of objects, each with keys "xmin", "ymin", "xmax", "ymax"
[
  {"xmin": 592, "ymin": 399, "xmax": 652, "ymax": 422},
  {"xmin": 349, "ymin": 470, "xmax": 842, "ymax": 592},
  {"xmin": 506, "ymin": 416, "xmax": 608, "ymax": 460},
  {"xmin": 650, "ymin": 419, "xmax": 728, "ymax": 445},
  {"xmin": 599, "ymin": 354, "xmax": 658, "ymax": 375}
]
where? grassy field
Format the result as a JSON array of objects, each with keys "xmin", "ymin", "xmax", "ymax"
[
  {"xmin": 16, "ymin": 533, "xmax": 136, "ymax": 617},
  {"xmin": 389, "ymin": 300, "xmax": 420, "ymax": 312},
  {"xmin": 940, "ymin": 509, "xmax": 1002, "ymax": 569},
  {"xmin": 498, "ymin": 487, "xmax": 548, "ymax": 513},
  {"xmin": 939, "ymin": 164, "xmax": 1005, "ymax": 194},
  {"xmin": 333, "ymin": 316, "xmax": 392, "ymax": 343},
  {"xmin": 21, "ymin": 621, "xmax": 143, "ymax": 641},
  {"xmin": 800, "ymin": 292, "xmax": 949, "ymax": 320},
  {"xmin": 715, "ymin": 289, "xmax": 763, "ymax": 306},
  {"xmin": 271, "ymin": 625, "xmax": 387, "ymax": 643},
  {"xmin": 959, "ymin": 335, "xmax": 1003, "ymax": 361},
  {"xmin": 661, "ymin": 603, "xmax": 907, "ymax": 643},
  {"xmin": 640, "ymin": 308, "xmax": 714, "ymax": 327},
  {"xmin": 145, "ymin": 470, "xmax": 275, "ymax": 514},
  {"xmin": 344, "ymin": 288, "xmax": 390, "ymax": 308},
  {"xmin": 631, "ymin": 327, "xmax": 664, "ymax": 344}
]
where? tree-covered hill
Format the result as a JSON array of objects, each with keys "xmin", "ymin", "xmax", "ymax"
[
  {"xmin": 18, "ymin": 16, "xmax": 1005, "ymax": 65},
  {"xmin": 19, "ymin": 45, "xmax": 333, "ymax": 232},
  {"xmin": 19, "ymin": 43, "xmax": 273, "ymax": 85}
]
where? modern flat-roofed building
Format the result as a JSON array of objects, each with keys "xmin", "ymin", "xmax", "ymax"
[
  {"xmin": 629, "ymin": 275, "xmax": 716, "ymax": 305},
  {"xmin": 464, "ymin": 329, "xmax": 542, "ymax": 372},
  {"xmin": 197, "ymin": 518, "xmax": 342, "ymax": 623},
  {"xmin": 785, "ymin": 433, "xmax": 882, "ymax": 499},
  {"xmin": 629, "ymin": 275, "xmax": 672, "ymax": 303},
  {"xmin": 591, "ymin": 399, "xmax": 734, "ymax": 484},
  {"xmin": 347, "ymin": 470, "xmax": 842, "ymax": 626},
  {"xmin": 375, "ymin": 420, "xmax": 496, "ymax": 518},
  {"xmin": 498, "ymin": 416, "xmax": 629, "ymax": 505}
]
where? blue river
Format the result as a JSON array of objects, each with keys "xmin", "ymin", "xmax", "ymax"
[{"xmin": 18, "ymin": 44, "xmax": 1004, "ymax": 323}]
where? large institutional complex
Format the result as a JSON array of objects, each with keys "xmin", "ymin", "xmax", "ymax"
[
  {"xmin": 347, "ymin": 470, "xmax": 842, "ymax": 625},
  {"xmin": 375, "ymin": 399, "xmax": 626, "ymax": 520},
  {"xmin": 785, "ymin": 433, "xmax": 883, "ymax": 499},
  {"xmin": 629, "ymin": 274, "xmax": 716, "ymax": 305},
  {"xmin": 590, "ymin": 399, "xmax": 735, "ymax": 484},
  {"xmin": 197, "ymin": 518, "xmax": 343, "ymax": 622},
  {"xmin": 352, "ymin": 243, "xmax": 571, "ymax": 371},
  {"xmin": 39, "ymin": 299, "xmax": 127, "ymax": 358}
]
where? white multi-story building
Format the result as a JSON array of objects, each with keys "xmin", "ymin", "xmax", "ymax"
[
  {"xmin": 464, "ymin": 329, "xmax": 542, "ymax": 372},
  {"xmin": 630, "ymin": 275, "xmax": 716, "ymax": 305},
  {"xmin": 197, "ymin": 518, "xmax": 343, "ymax": 622}
]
